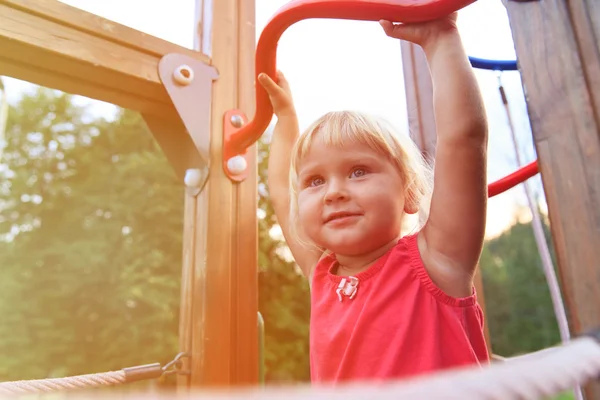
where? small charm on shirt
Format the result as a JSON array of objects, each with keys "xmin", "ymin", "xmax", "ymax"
[{"xmin": 336, "ymin": 276, "xmax": 359, "ymax": 302}]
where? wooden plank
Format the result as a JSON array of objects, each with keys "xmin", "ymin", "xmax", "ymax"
[
  {"xmin": 400, "ymin": 40, "xmax": 492, "ymax": 351},
  {"xmin": 589, "ymin": 0, "xmax": 600, "ymax": 46},
  {"xmin": 504, "ymin": 0, "xmax": 600, "ymax": 397},
  {"xmin": 189, "ymin": 0, "xmax": 235, "ymax": 384},
  {"xmin": 0, "ymin": 0, "xmax": 210, "ymax": 119},
  {"xmin": 187, "ymin": 0, "xmax": 258, "ymax": 387},
  {"xmin": 177, "ymin": 193, "xmax": 197, "ymax": 391},
  {"xmin": 232, "ymin": 0, "xmax": 259, "ymax": 385},
  {"xmin": 568, "ymin": 0, "xmax": 600, "ymax": 116}
]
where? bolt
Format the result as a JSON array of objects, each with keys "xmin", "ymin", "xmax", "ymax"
[
  {"xmin": 184, "ymin": 168, "xmax": 203, "ymax": 188},
  {"xmin": 230, "ymin": 114, "xmax": 244, "ymax": 128},
  {"xmin": 174, "ymin": 65, "xmax": 194, "ymax": 86},
  {"xmin": 227, "ymin": 155, "xmax": 247, "ymax": 175}
]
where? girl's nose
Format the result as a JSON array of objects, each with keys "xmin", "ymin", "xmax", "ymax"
[{"xmin": 323, "ymin": 180, "xmax": 348, "ymax": 203}]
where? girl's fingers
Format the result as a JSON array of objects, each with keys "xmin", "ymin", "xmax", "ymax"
[
  {"xmin": 276, "ymin": 71, "xmax": 292, "ymax": 93},
  {"xmin": 379, "ymin": 20, "xmax": 417, "ymax": 41},
  {"xmin": 259, "ymin": 72, "xmax": 291, "ymax": 99},
  {"xmin": 276, "ymin": 70, "xmax": 288, "ymax": 85},
  {"xmin": 379, "ymin": 20, "xmax": 395, "ymax": 36},
  {"xmin": 258, "ymin": 72, "xmax": 276, "ymax": 88}
]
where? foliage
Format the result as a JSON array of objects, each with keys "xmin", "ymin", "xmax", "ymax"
[
  {"xmin": 0, "ymin": 88, "xmax": 183, "ymax": 380},
  {"xmin": 257, "ymin": 132, "xmax": 311, "ymax": 383},
  {"xmin": 480, "ymin": 213, "xmax": 562, "ymax": 356}
]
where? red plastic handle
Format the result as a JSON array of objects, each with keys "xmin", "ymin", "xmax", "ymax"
[
  {"xmin": 226, "ymin": 0, "xmax": 540, "ymax": 197},
  {"xmin": 224, "ymin": 0, "xmax": 477, "ymax": 159}
]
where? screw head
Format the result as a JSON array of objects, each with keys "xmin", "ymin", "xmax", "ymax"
[
  {"xmin": 184, "ymin": 168, "xmax": 203, "ymax": 188},
  {"xmin": 226, "ymin": 155, "xmax": 247, "ymax": 175},
  {"xmin": 230, "ymin": 114, "xmax": 244, "ymax": 128}
]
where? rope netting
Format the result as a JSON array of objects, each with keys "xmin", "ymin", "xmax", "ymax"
[{"xmin": 3, "ymin": 336, "xmax": 600, "ymax": 399}]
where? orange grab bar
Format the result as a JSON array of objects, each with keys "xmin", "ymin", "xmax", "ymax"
[
  {"xmin": 227, "ymin": 0, "xmax": 540, "ymax": 196},
  {"xmin": 225, "ymin": 0, "xmax": 477, "ymax": 158}
]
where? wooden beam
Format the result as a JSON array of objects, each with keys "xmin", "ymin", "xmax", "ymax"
[
  {"xmin": 400, "ymin": 40, "xmax": 492, "ymax": 353},
  {"xmin": 185, "ymin": 0, "xmax": 258, "ymax": 387},
  {"xmin": 0, "ymin": 0, "xmax": 210, "ymax": 119},
  {"xmin": 0, "ymin": 0, "xmax": 215, "ymax": 178},
  {"xmin": 504, "ymin": 0, "xmax": 600, "ymax": 397}
]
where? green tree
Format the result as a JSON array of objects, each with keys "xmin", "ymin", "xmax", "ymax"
[
  {"xmin": 480, "ymin": 212, "xmax": 562, "ymax": 357},
  {"xmin": 257, "ymin": 131, "xmax": 311, "ymax": 383},
  {"xmin": 0, "ymin": 88, "xmax": 183, "ymax": 381}
]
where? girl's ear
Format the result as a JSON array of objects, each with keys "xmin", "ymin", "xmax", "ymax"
[{"xmin": 404, "ymin": 189, "xmax": 419, "ymax": 215}]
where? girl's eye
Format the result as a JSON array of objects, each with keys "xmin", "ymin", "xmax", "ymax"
[
  {"xmin": 351, "ymin": 168, "xmax": 367, "ymax": 178},
  {"xmin": 308, "ymin": 176, "xmax": 325, "ymax": 187}
]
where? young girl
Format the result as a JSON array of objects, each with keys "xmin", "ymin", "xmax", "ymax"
[{"xmin": 258, "ymin": 12, "xmax": 489, "ymax": 384}]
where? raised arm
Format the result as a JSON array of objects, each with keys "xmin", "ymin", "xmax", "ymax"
[
  {"xmin": 259, "ymin": 72, "xmax": 324, "ymax": 277},
  {"xmin": 381, "ymin": 15, "xmax": 488, "ymax": 298}
]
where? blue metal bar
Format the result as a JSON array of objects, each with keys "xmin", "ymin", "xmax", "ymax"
[{"xmin": 469, "ymin": 56, "xmax": 518, "ymax": 71}]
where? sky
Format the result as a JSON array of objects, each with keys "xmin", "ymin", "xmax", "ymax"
[{"xmin": 1, "ymin": 0, "xmax": 546, "ymax": 238}]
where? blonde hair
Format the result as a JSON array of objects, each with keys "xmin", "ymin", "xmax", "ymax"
[{"xmin": 288, "ymin": 110, "xmax": 434, "ymax": 248}]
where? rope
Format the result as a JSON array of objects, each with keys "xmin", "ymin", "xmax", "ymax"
[
  {"xmin": 0, "ymin": 352, "xmax": 188, "ymax": 397},
  {"xmin": 0, "ymin": 370, "xmax": 126, "ymax": 396},
  {"xmin": 376, "ymin": 337, "xmax": 600, "ymax": 400}
]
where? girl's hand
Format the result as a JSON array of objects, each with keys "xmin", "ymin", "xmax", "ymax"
[
  {"xmin": 379, "ymin": 12, "xmax": 458, "ymax": 51},
  {"xmin": 258, "ymin": 70, "xmax": 296, "ymax": 118}
]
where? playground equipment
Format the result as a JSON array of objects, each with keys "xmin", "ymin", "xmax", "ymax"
[{"xmin": 0, "ymin": 0, "xmax": 599, "ymax": 398}]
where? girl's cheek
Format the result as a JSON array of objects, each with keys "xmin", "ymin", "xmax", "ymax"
[
  {"xmin": 299, "ymin": 189, "xmax": 318, "ymax": 204},
  {"xmin": 297, "ymin": 193, "xmax": 307, "ymax": 209},
  {"xmin": 298, "ymin": 194, "xmax": 320, "ymax": 219}
]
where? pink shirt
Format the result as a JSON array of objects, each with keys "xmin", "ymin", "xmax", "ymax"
[{"xmin": 310, "ymin": 233, "xmax": 489, "ymax": 383}]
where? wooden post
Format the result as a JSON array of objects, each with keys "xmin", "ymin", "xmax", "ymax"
[
  {"xmin": 183, "ymin": 0, "xmax": 258, "ymax": 387},
  {"xmin": 400, "ymin": 41, "xmax": 492, "ymax": 352},
  {"xmin": 504, "ymin": 0, "xmax": 600, "ymax": 397}
]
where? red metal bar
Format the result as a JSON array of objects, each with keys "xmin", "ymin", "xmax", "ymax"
[
  {"xmin": 223, "ymin": 0, "xmax": 477, "ymax": 165},
  {"xmin": 488, "ymin": 160, "xmax": 539, "ymax": 198}
]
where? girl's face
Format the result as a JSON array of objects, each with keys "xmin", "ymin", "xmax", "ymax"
[{"xmin": 296, "ymin": 134, "xmax": 412, "ymax": 257}]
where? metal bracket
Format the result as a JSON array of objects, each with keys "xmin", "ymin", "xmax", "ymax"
[
  {"xmin": 158, "ymin": 53, "xmax": 218, "ymax": 192},
  {"xmin": 122, "ymin": 352, "xmax": 190, "ymax": 383},
  {"xmin": 223, "ymin": 110, "xmax": 250, "ymax": 182}
]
